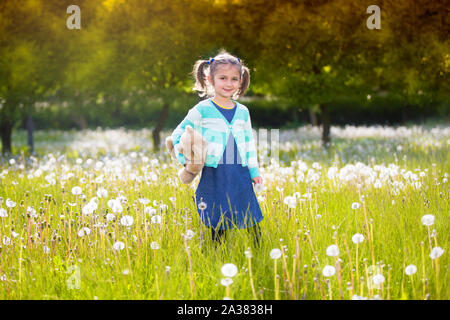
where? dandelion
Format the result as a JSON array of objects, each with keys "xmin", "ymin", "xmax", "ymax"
[
  {"xmin": 182, "ymin": 230, "xmax": 196, "ymax": 241},
  {"xmin": 405, "ymin": 265, "xmax": 417, "ymax": 276},
  {"xmin": 221, "ymin": 278, "xmax": 233, "ymax": 287},
  {"xmin": 254, "ymin": 183, "xmax": 264, "ymax": 193},
  {"xmin": 122, "ymin": 269, "xmax": 130, "ymax": 275},
  {"xmin": 198, "ymin": 201, "xmax": 207, "ymax": 210},
  {"xmin": 326, "ymin": 245, "xmax": 340, "ymax": 257},
  {"xmin": 151, "ymin": 215, "xmax": 162, "ymax": 224},
  {"xmin": 150, "ymin": 242, "xmax": 160, "ymax": 250},
  {"xmin": 244, "ymin": 250, "xmax": 252, "ymax": 259},
  {"xmin": 351, "ymin": 202, "xmax": 361, "ymax": 210},
  {"xmin": 283, "ymin": 196, "xmax": 297, "ymax": 209},
  {"xmin": 270, "ymin": 249, "xmax": 282, "ymax": 260},
  {"xmin": 138, "ymin": 198, "xmax": 151, "ymax": 205},
  {"xmin": 0, "ymin": 208, "xmax": 8, "ymax": 218},
  {"xmin": 108, "ymin": 199, "xmax": 123, "ymax": 214},
  {"xmin": 71, "ymin": 186, "xmax": 82, "ymax": 195},
  {"xmin": 120, "ymin": 215, "xmax": 134, "ymax": 227},
  {"xmin": 77, "ymin": 227, "xmax": 91, "ymax": 237},
  {"xmin": 372, "ymin": 274, "xmax": 385, "ymax": 285},
  {"xmin": 221, "ymin": 263, "xmax": 238, "ymax": 278},
  {"xmin": 352, "ymin": 233, "xmax": 365, "ymax": 244},
  {"xmin": 421, "ymin": 214, "xmax": 435, "ymax": 226},
  {"xmin": 429, "ymin": 247, "xmax": 444, "ymax": 259},
  {"xmin": 82, "ymin": 201, "xmax": 97, "ymax": 215},
  {"xmin": 43, "ymin": 245, "xmax": 50, "ymax": 254},
  {"xmin": 144, "ymin": 206, "xmax": 157, "ymax": 216},
  {"xmin": 112, "ymin": 241, "xmax": 125, "ymax": 251},
  {"xmin": 96, "ymin": 188, "xmax": 108, "ymax": 198},
  {"xmin": 5, "ymin": 199, "xmax": 16, "ymax": 208},
  {"xmin": 322, "ymin": 265, "xmax": 336, "ymax": 277},
  {"xmin": 106, "ymin": 213, "xmax": 115, "ymax": 222}
]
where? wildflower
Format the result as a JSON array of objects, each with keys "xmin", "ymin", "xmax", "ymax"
[
  {"xmin": 112, "ymin": 241, "xmax": 125, "ymax": 251},
  {"xmin": 82, "ymin": 201, "xmax": 97, "ymax": 215},
  {"xmin": 244, "ymin": 249, "xmax": 252, "ymax": 259},
  {"xmin": 421, "ymin": 214, "xmax": 435, "ymax": 226},
  {"xmin": 270, "ymin": 249, "xmax": 282, "ymax": 260},
  {"xmin": 5, "ymin": 199, "xmax": 16, "ymax": 208},
  {"xmin": 322, "ymin": 265, "xmax": 336, "ymax": 277},
  {"xmin": 429, "ymin": 247, "xmax": 444, "ymax": 259},
  {"xmin": 108, "ymin": 199, "xmax": 123, "ymax": 214},
  {"xmin": 120, "ymin": 215, "xmax": 134, "ymax": 227},
  {"xmin": 182, "ymin": 230, "xmax": 196, "ymax": 241},
  {"xmin": 372, "ymin": 273, "xmax": 384, "ymax": 286},
  {"xmin": 254, "ymin": 183, "xmax": 264, "ymax": 193},
  {"xmin": 71, "ymin": 186, "xmax": 82, "ymax": 195},
  {"xmin": 404, "ymin": 265, "xmax": 417, "ymax": 276},
  {"xmin": 0, "ymin": 208, "xmax": 7, "ymax": 218},
  {"xmin": 326, "ymin": 245, "xmax": 340, "ymax": 257},
  {"xmin": 77, "ymin": 227, "xmax": 91, "ymax": 237},
  {"xmin": 221, "ymin": 263, "xmax": 238, "ymax": 277},
  {"xmin": 94, "ymin": 175, "xmax": 104, "ymax": 184},
  {"xmin": 144, "ymin": 206, "xmax": 157, "ymax": 216},
  {"xmin": 151, "ymin": 215, "xmax": 162, "ymax": 224},
  {"xmin": 221, "ymin": 278, "xmax": 233, "ymax": 287},
  {"xmin": 139, "ymin": 198, "xmax": 150, "ymax": 205},
  {"xmin": 106, "ymin": 213, "xmax": 115, "ymax": 222},
  {"xmin": 283, "ymin": 196, "xmax": 297, "ymax": 209},
  {"xmin": 198, "ymin": 201, "xmax": 207, "ymax": 210},
  {"xmin": 150, "ymin": 242, "xmax": 160, "ymax": 250},
  {"xmin": 351, "ymin": 202, "xmax": 361, "ymax": 210},
  {"xmin": 352, "ymin": 233, "xmax": 365, "ymax": 244},
  {"xmin": 96, "ymin": 188, "xmax": 108, "ymax": 198}
]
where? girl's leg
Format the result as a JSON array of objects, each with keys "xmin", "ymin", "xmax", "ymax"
[
  {"xmin": 248, "ymin": 224, "xmax": 262, "ymax": 248},
  {"xmin": 211, "ymin": 228, "xmax": 227, "ymax": 244}
]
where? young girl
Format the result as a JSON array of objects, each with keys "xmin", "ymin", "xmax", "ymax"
[{"xmin": 170, "ymin": 50, "xmax": 263, "ymax": 246}]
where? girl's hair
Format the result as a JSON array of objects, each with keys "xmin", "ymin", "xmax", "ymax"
[{"xmin": 191, "ymin": 49, "xmax": 250, "ymax": 100}]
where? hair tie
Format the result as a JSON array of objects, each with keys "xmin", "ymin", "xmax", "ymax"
[
  {"xmin": 207, "ymin": 58, "xmax": 214, "ymax": 65},
  {"xmin": 237, "ymin": 57, "xmax": 241, "ymax": 63}
]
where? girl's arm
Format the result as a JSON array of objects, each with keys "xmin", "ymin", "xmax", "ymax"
[{"xmin": 171, "ymin": 107, "xmax": 201, "ymax": 166}]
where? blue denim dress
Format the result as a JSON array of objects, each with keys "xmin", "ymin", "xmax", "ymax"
[{"xmin": 195, "ymin": 100, "xmax": 264, "ymax": 230}]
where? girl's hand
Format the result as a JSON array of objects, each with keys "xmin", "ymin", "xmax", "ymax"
[{"xmin": 252, "ymin": 176, "xmax": 262, "ymax": 185}]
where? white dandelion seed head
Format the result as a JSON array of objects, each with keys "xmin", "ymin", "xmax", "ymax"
[
  {"xmin": 150, "ymin": 241, "xmax": 160, "ymax": 250},
  {"xmin": 0, "ymin": 208, "xmax": 8, "ymax": 218},
  {"xmin": 96, "ymin": 188, "xmax": 108, "ymax": 198},
  {"xmin": 351, "ymin": 202, "xmax": 361, "ymax": 210},
  {"xmin": 220, "ymin": 278, "xmax": 233, "ymax": 287},
  {"xmin": 326, "ymin": 244, "xmax": 340, "ymax": 257},
  {"xmin": 221, "ymin": 263, "xmax": 238, "ymax": 278},
  {"xmin": 322, "ymin": 265, "xmax": 336, "ymax": 277},
  {"xmin": 270, "ymin": 248, "xmax": 282, "ymax": 260},
  {"xmin": 198, "ymin": 201, "xmax": 207, "ymax": 210},
  {"xmin": 5, "ymin": 199, "xmax": 16, "ymax": 208},
  {"xmin": 112, "ymin": 241, "xmax": 125, "ymax": 251},
  {"xmin": 405, "ymin": 264, "xmax": 417, "ymax": 276},
  {"xmin": 106, "ymin": 213, "xmax": 115, "ymax": 222},
  {"xmin": 421, "ymin": 214, "xmax": 435, "ymax": 226},
  {"xmin": 372, "ymin": 274, "xmax": 385, "ymax": 285},
  {"xmin": 120, "ymin": 215, "xmax": 134, "ymax": 227},
  {"xmin": 254, "ymin": 183, "xmax": 264, "ymax": 193},
  {"xmin": 352, "ymin": 233, "xmax": 365, "ymax": 244},
  {"xmin": 244, "ymin": 250, "xmax": 252, "ymax": 259},
  {"xmin": 77, "ymin": 227, "xmax": 91, "ymax": 237},
  {"xmin": 429, "ymin": 247, "xmax": 444, "ymax": 259},
  {"xmin": 71, "ymin": 186, "xmax": 82, "ymax": 195},
  {"xmin": 151, "ymin": 215, "xmax": 162, "ymax": 224}
]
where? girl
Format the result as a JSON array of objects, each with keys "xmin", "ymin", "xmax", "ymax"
[{"xmin": 170, "ymin": 50, "xmax": 263, "ymax": 246}]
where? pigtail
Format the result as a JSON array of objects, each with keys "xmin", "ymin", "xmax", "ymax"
[
  {"xmin": 192, "ymin": 59, "xmax": 210, "ymax": 97},
  {"xmin": 234, "ymin": 65, "xmax": 250, "ymax": 99}
]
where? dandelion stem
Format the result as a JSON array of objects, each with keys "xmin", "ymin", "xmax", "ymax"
[
  {"xmin": 247, "ymin": 254, "xmax": 257, "ymax": 300},
  {"xmin": 274, "ymin": 259, "xmax": 279, "ymax": 300},
  {"xmin": 342, "ymin": 235, "xmax": 354, "ymax": 298}
]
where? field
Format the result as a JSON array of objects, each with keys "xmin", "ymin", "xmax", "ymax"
[{"xmin": 0, "ymin": 123, "xmax": 448, "ymax": 300}]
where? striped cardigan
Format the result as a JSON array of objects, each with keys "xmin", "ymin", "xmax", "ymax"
[{"xmin": 171, "ymin": 98, "xmax": 260, "ymax": 179}]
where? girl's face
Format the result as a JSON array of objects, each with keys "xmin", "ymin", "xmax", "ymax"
[{"xmin": 208, "ymin": 64, "xmax": 241, "ymax": 100}]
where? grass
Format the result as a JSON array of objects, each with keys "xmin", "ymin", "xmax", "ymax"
[{"xmin": 0, "ymin": 124, "xmax": 448, "ymax": 300}]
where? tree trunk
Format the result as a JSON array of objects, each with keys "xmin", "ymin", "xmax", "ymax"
[
  {"xmin": 152, "ymin": 101, "xmax": 170, "ymax": 151},
  {"xmin": 27, "ymin": 114, "xmax": 34, "ymax": 153},
  {"xmin": 309, "ymin": 107, "xmax": 318, "ymax": 126},
  {"xmin": 0, "ymin": 117, "xmax": 13, "ymax": 154},
  {"xmin": 319, "ymin": 104, "xmax": 331, "ymax": 148}
]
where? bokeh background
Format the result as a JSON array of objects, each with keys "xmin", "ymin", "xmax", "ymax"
[{"xmin": 0, "ymin": 0, "xmax": 448, "ymax": 154}]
